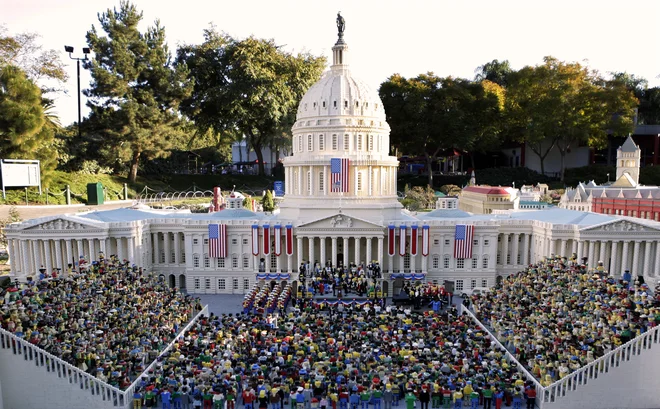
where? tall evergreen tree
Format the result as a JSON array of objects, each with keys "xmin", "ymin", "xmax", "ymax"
[{"xmin": 84, "ymin": 1, "xmax": 192, "ymax": 181}]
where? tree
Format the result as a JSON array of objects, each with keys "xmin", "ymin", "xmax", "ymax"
[
  {"xmin": 0, "ymin": 207, "xmax": 21, "ymax": 250},
  {"xmin": 474, "ymin": 59, "xmax": 513, "ymax": 87},
  {"xmin": 84, "ymin": 1, "xmax": 192, "ymax": 182},
  {"xmin": 177, "ymin": 28, "xmax": 326, "ymax": 175},
  {"xmin": 261, "ymin": 190, "xmax": 275, "ymax": 212},
  {"xmin": 506, "ymin": 57, "xmax": 637, "ymax": 181}
]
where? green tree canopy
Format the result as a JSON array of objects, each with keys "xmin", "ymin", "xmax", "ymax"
[
  {"xmin": 176, "ymin": 28, "xmax": 326, "ymax": 175},
  {"xmin": 84, "ymin": 1, "xmax": 192, "ymax": 181},
  {"xmin": 474, "ymin": 59, "xmax": 513, "ymax": 86},
  {"xmin": 505, "ymin": 57, "xmax": 637, "ymax": 181},
  {"xmin": 261, "ymin": 190, "xmax": 275, "ymax": 212}
]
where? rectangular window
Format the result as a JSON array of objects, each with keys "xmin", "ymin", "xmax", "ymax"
[
  {"xmin": 434, "ymin": 239, "xmax": 440, "ymax": 245},
  {"xmin": 203, "ymin": 239, "xmax": 209, "ymax": 245},
  {"xmin": 181, "ymin": 252, "xmax": 186, "ymax": 263},
  {"xmin": 243, "ymin": 279, "xmax": 250, "ymax": 290},
  {"xmin": 357, "ymin": 172, "xmax": 363, "ymax": 192},
  {"xmin": 270, "ymin": 254, "xmax": 277, "ymax": 269},
  {"xmin": 472, "ymin": 258, "xmax": 478, "ymax": 269},
  {"xmin": 170, "ymin": 251, "xmax": 176, "ymax": 263},
  {"xmin": 205, "ymin": 278, "xmax": 211, "ymax": 289},
  {"xmin": 484, "ymin": 239, "xmax": 490, "ymax": 246},
  {"xmin": 194, "ymin": 278, "xmax": 200, "ymax": 289},
  {"xmin": 307, "ymin": 171, "xmax": 312, "ymax": 194},
  {"xmin": 470, "ymin": 279, "xmax": 477, "ymax": 289},
  {"xmin": 160, "ymin": 250, "xmax": 165, "ymax": 264},
  {"xmin": 233, "ymin": 278, "xmax": 239, "ymax": 290},
  {"xmin": 497, "ymin": 253, "xmax": 501, "ymax": 264},
  {"xmin": 443, "ymin": 256, "xmax": 450, "ymax": 269},
  {"xmin": 444, "ymin": 239, "xmax": 450, "ymax": 246},
  {"xmin": 298, "ymin": 136, "xmax": 303, "ymax": 152},
  {"xmin": 232, "ymin": 256, "xmax": 238, "ymax": 269},
  {"xmin": 319, "ymin": 135, "xmax": 325, "ymax": 151},
  {"xmin": 473, "ymin": 239, "xmax": 479, "ymax": 246},
  {"xmin": 242, "ymin": 256, "xmax": 249, "ymax": 268},
  {"xmin": 204, "ymin": 255, "xmax": 210, "ymax": 268},
  {"xmin": 307, "ymin": 135, "xmax": 313, "ymax": 151},
  {"xmin": 457, "ymin": 259, "xmax": 465, "ymax": 269},
  {"xmin": 319, "ymin": 171, "xmax": 324, "ymax": 191},
  {"xmin": 242, "ymin": 238, "xmax": 248, "ymax": 245},
  {"xmin": 332, "ymin": 135, "xmax": 338, "ymax": 150},
  {"xmin": 517, "ymin": 254, "xmax": 521, "ymax": 264},
  {"xmin": 368, "ymin": 135, "xmax": 374, "ymax": 151},
  {"xmin": 507, "ymin": 254, "xmax": 511, "ymax": 264},
  {"xmin": 432, "ymin": 256, "xmax": 439, "ymax": 269},
  {"xmin": 193, "ymin": 238, "xmax": 199, "ymax": 245},
  {"xmin": 481, "ymin": 279, "xmax": 488, "ymax": 287},
  {"xmin": 217, "ymin": 258, "xmax": 225, "ymax": 268},
  {"xmin": 482, "ymin": 257, "xmax": 488, "ymax": 269},
  {"xmin": 356, "ymin": 135, "xmax": 362, "ymax": 150},
  {"xmin": 232, "ymin": 238, "xmax": 238, "ymax": 245},
  {"xmin": 343, "ymin": 134, "xmax": 350, "ymax": 150},
  {"xmin": 403, "ymin": 254, "xmax": 411, "ymax": 270},
  {"xmin": 218, "ymin": 279, "xmax": 226, "ymax": 290},
  {"xmin": 193, "ymin": 255, "xmax": 200, "ymax": 268},
  {"xmin": 456, "ymin": 280, "xmax": 464, "ymax": 291}
]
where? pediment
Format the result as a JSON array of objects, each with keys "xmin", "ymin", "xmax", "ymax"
[
  {"xmin": 580, "ymin": 219, "xmax": 658, "ymax": 233},
  {"xmin": 297, "ymin": 213, "xmax": 383, "ymax": 230},
  {"xmin": 21, "ymin": 217, "xmax": 104, "ymax": 231}
]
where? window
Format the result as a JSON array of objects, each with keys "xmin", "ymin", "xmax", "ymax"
[
  {"xmin": 481, "ymin": 279, "xmax": 488, "ymax": 287},
  {"xmin": 472, "ymin": 258, "xmax": 478, "ymax": 269},
  {"xmin": 473, "ymin": 239, "xmax": 479, "ymax": 246},
  {"xmin": 357, "ymin": 172, "xmax": 363, "ymax": 192},
  {"xmin": 319, "ymin": 135, "xmax": 325, "ymax": 151},
  {"xmin": 332, "ymin": 135, "xmax": 338, "ymax": 150},
  {"xmin": 484, "ymin": 239, "xmax": 490, "ymax": 246},
  {"xmin": 243, "ymin": 279, "xmax": 251, "ymax": 290},
  {"xmin": 343, "ymin": 134, "xmax": 350, "ymax": 150},
  {"xmin": 456, "ymin": 280, "xmax": 464, "ymax": 291},
  {"xmin": 432, "ymin": 255, "xmax": 439, "ymax": 269},
  {"xmin": 482, "ymin": 256, "xmax": 488, "ymax": 269},
  {"xmin": 204, "ymin": 239, "xmax": 209, "ymax": 245},
  {"xmin": 233, "ymin": 278, "xmax": 239, "ymax": 290},
  {"xmin": 307, "ymin": 171, "xmax": 312, "ymax": 194},
  {"xmin": 443, "ymin": 255, "xmax": 450, "ymax": 269},
  {"xmin": 232, "ymin": 255, "xmax": 238, "ymax": 269},
  {"xmin": 356, "ymin": 135, "xmax": 362, "ymax": 150},
  {"xmin": 333, "ymin": 101, "xmax": 337, "ymax": 108},
  {"xmin": 517, "ymin": 254, "xmax": 521, "ymax": 264},
  {"xmin": 217, "ymin": 258, "xmax": 225, "ymax": 268},
  {"xmin": 193, "ymin": 238, "xmax": 199, "ymax": 245},
  {"xmin": 218, "ymin": 279, "xmax": 226, "ymax": 290},
  {"xmin": 205, "ymin": 278, "xmax": 211, "ymax": 290},
  {"xmin": 368, "ymin": 135, "xmax": 374, "ymax": 151},
  {"xmin": 434, "ymin": 239, "xmax": 440, "ymax": 245},
  {"xmin": 193, "ymin": 254, "xmax": 200, "ymax": 268},
  {"xmin": 444, "ymin": 239, "xmax": 450, "ymax": 246},
  {"xmin": 307, "ymin": 135, "xmax": 313, "ymax": 151},
  {"xmin": 181, "ymin": 251, "xmax": 186, "ymax": 263},
  {"xmin": 270, "ymin": 253, "xmax": 277, "ymax": 270},
  {"xmin": 298, "ymin": 136, "xmax": 303, "ymax": 152},
  {"xmin": 293, "ymin": 171, "xmax": 298, "ymax": 193},
  {"xmin": 470, "ymin": 279, "xmax": 477, "ymax": 289},
  {"xmin": 232, "ymin": 238, "xmax": 238, "ymax": 245},
  {"xmin": 242, "ymin": 238, "xmax": 248, "ymax": 245},
  {"xmin": 204, "ymin": 254, "xmax": 210, "ymax": 268},
  {"xmin": 344, "ymin": 100, "xmax": 348, "ymax": 108},
  {"xmin": 319, "ymin": 171, "xmax": 324, "ymax": 192},
  {"xmin": 506, "ymin": 254, "xmax": 511, "ymax": 264},
  {"xmin": 160, "ymin": 250, "xmax": 165, "ymax": 264},
  {"xmin": 457, "ymin": 259, "xmax": 465, "ymax": 269},
  {"xmin": 194, "ymin": 278, "xmax": 200, "ymax": 290},
  {"xmin": 497, "ymin": 253, "xmax": 501, "ymax": 264},
  {"xmin": 403, "ymin": 254, "xmax": 411, "ymax": 270},
  {"xmin": 322, "ymin": 101, "xmax": 326, "ymax": 108},
  {"xmin": 242, "ymin": 254, "xmax": 249, "ymax": 268},
  {"xmin": 170, "ymin": 251, "xmax": 175, "ymax": 263}
]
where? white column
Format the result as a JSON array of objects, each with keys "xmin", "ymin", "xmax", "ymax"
[
  {"xmin": 609, "ymin": 241, "xmax": 619, "ymax": 276},
  {"xmin": 632, "ymin": 240, "xmax": 641, "ymax": 276},
  {"xmin": 309, "ymin": 165, "xmax": 314, "ymax": 196},
  {"xmin": 343, "ymin": 237, "xmax": 349, "ymax": 267},
  {"xmin": 478, "ymin": 235, "xmax": 485, "ymax": 268},
  {"xmin": 75, "ymin": 240, "xmax": 84, "ymax": 263},
  {"xmin": 117, "ymin": 237, "xmax": 124, "ymax": 262},
  {"xmin": 153, "ymin": 233, "xmax": 160, "ymax": 265},
  {"xmin": 522, "ymin": 234, "xmax": 529, "ymax": 265},
  {"xmin": 32, "ymin": 240, "xmax": 42, "ymax": 272},
  {"xmin": 654, "ymin": 241, "xmax": 660, "ymax": 278},
  {"xmin": 7, "ymin": 239, "xmax": 16, "ymax": 275},
  {"xmin": 308, "ymin": 237, "xmax": 315, "ymax": 265},
  {"xmin": 560, "ymin": 240, "xmax": 567, "ymax": 259},
  {"xmin": 64, "ymin": 239, "xmax": 73, "ymax": 269},
  {"xmin": 331, "ymin": 237, "xmax": 338, "ymax": 268},
  {"xmin": 43, "ymin": 240, "xmax": 53, "ymax": 274},
  {"xmin": 621, "ymin": 241, "xmax": 630, "ymax": 273},
  {"xmin": 641, "ymin": 241, "xmax": 651, "ymax": 278},
  {"xmin": 587, "ymin": 240, "xmax": 595, "ymax": 269},
  {"xmin": 174, "ymin": 233, "xmax": 181, "ymax": 264},
  {"xmin": 355, "ymin": 237, "xmax": 361, "ymax": 265},
  {"xmin": 377, "ymin": 237, "xmax": 384, "ymax": 267},
  {"xmin": 298, "ymin": 166, "xmax": 302, "ymax": 196},
  {"xmin": 530, "ymin": 236, "xmax": 536, "ymax": 264},
  {"xmin": 184, "ymin": 233, "xmax": 193, "ymax": 270},
  {"xmin": 54, "ymin": 240, "xmax": 62, "ymax": 274},
  {"xmin": 577, "ymin": 240, "xmax": 584, "ymax": 261},
  {"xmin": 127, "ymin": 237, "xmax": 135, "ymax": 264},
  {"xmin": 599, "ymin": 241, "xmax": 607, "ymax": 265},
  {"xmin": 512, "ymin": 233, "xmax": 520, "ymax": 266},
  {"xmin": 366, "ymin": 237, "xmax": 373, "ymax": 265},
  {"xmin": 323, "ymin": 165, "xmax": 329, "ymax": 196},
  {"xmin": 164, "ymin": 232, "xmax": 171, "ymax": 264},
  {"xmin": 502, "ymin": 234, "xmax": 509, "ymax": 266},
  {"xmin": 297, "ymin": 237, "xmax": 304, "ymax": 271}
]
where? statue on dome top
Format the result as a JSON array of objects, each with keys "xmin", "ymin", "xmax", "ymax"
[{"xmin": 336, "ymin": 12, "xmax": 345, "ymax": 36}]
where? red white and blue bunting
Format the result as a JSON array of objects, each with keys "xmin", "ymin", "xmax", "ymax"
[
  {"xmin": 251, "ymin": 224, "xmax": 259, "ymax": 256},
  {"xmin": 256, "ymin": 273, "xmax": 290, "ymax": 280},
  {"xmin": 274, "ymin": 224, "xmax": 282, "ymax": 256},
  {"xmin": 389, "ymin": 272, "xmax": 427, "ymax": 280},
  {"xmin": 312, "ymin": 300, "xmax": 375, "ymax": 307},
  {"xmin": 422, "ymin": 225, "xmax": 430, "ymax": 257},
  {"xmin": 399, "ymin": 225, "xmax": 406, "ymax": 256},
  {"xmin": 286, "ymin": 224, "xmax": 293, "ymax": 256},
  {"xmin": 263, "ymin": 224, "xmax": 270, "ymax": 256},
  {"xmin": 388, "ymin": 225, "xmax": 395, "ymax": 256}
]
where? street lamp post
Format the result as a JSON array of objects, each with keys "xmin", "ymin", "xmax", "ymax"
[{"xmin": 64, "ymin": 46, "xmax": 90, "ymax": 138}]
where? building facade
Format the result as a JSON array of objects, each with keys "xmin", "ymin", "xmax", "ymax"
[{"xmin": 6, "ymin": 26, "xmax": 660, "ymax": 294}]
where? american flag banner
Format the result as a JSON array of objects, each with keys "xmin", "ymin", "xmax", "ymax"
[
  {"xmin": 208, "ymin": 224, "xmax": 227, "ymax": 258},
  {"xmin": 263, "ymin": 224, "xmax": 270, "ymax": 256},
  {"xmin": 422, "ymin": 225, "xmax": 430, "ymax": 257},
  {"xmin": 410, "ymin": 225, "xmax": 418, "ymax": 256},
  {"xmin": 285, "ymin": 224, "xmax": 293, "ymax": 256},
  {"xmin": 251, "ymin": 225, "xmax": 259, "ymax": 256},
  {"xmin": 399, "ymin": 225, "xmax": 406, "ymax": 256},
  {"xmin": 331, "ymin": 158, "xmax": 350, "ymax": 193},
  {"xmin": 454, "ymin": 224, "xmax": 475, "ymax": 259},
  {"xmin": 274, "ymin": 224, "xmax": 282, "ymax": 256},
  {"xmin": 388, "ymin": 225, "xmax": 395, "ymax": 256}
]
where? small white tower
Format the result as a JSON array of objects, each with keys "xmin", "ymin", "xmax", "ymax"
[
  {"xmin": 615, "ymin": 136, "xmax": 641, "ymax": 185},
  {"xmin": 469, "ymin": 170, "xmax": 476, "ymax": 186}
]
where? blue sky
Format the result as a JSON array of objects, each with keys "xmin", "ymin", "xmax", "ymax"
[{"xmin": 4, "ymin": 0, "xmax": 660, "ymax": 126}]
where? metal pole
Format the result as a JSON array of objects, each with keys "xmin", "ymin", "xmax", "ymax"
[{"xmin": 77, "ymin": 59, "xmax": 81, "ymax": 138}]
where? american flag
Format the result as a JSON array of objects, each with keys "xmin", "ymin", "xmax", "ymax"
[
  {"xmin": 208, "ymin": 224, "xmax": 227, "ymax": 258},
  {"xmin": 331, "ymin": 158, "xmax": 349, "ymax": 193},
  {"xmin": 453, "ymin": 224, "xmax": 474, "ymax": 259}
]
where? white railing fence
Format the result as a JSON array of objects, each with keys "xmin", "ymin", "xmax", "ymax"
[
  {"xmin": 0, "ymin": 304, "xmax": 210, "ymax": 409},
  {"xmin": 462, "ymin": 305, "xmax": 660, "ymax": 409}
]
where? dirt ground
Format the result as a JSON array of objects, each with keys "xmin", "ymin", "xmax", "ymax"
[{"xmin": 0, "ymin": 200, "xmax": 135, "ymax": 221}]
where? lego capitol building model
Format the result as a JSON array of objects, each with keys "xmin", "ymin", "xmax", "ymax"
[{"xmin": 7, "ymin": 19, "xmax": 660, "ymax": 295}]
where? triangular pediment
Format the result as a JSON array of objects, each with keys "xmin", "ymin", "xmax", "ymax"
[
  {"xmin": 297, "ymin": 213, "xmax": 383, "ymax": 230},
  {"xmin": 580, "ymin": 219, "xmax": 659, "ymax": 233},
  {"xmin": 21, "ymin": 216, "xmax": 105, "ymax": 231}
]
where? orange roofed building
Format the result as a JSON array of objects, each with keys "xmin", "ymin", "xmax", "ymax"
[{"xmin": 459, "ymin": 185, "xmax": 520, "ymax": 214}]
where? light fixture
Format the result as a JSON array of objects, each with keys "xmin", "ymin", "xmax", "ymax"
[{"xmin": 64, "ymin": 45, "xmax": 74, "ymax": 53}]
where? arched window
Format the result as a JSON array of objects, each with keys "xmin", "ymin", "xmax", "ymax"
[
  {"xmin": 403, "ymin": 254, "xmax": 411, "ymax": 270},
  {"xmin": 217, "ymin": 257, "xmax": 225, "ymax": 268},
  {"xmin": 443, "ymin": 255, "xmax": 450, "ymax": 269},
  {"xmin": 218, "ymin": 279, "xmax": 226, "ymax": 290},
  {"xmin": 231, "ymin": 254, "xmax": 238, "ymax": 269},
  {"xmin": 242, "ymin": 254, "xmax": 250, "ymax": 268},
  {"xmin": 319, "ymin": 134, "xmax": 325, "ymax": 150},
  {"xmin": 270, "ymin": 253, "xmax": 277, "ymax": 270},
  {"xmin": 193, "ymin": 254, "xmax": 200, "ymax": 268},
  {"xmin": 203, "ymin": 253, "xmax": 210, "ymax": 268},
  {"xmin": 482, "ymin": 255, "xmax": 489, "ymax": 269},
  {"xmin": 357, "ymin": 172, "xmax": 363, "ymax": 192},
  {"xmin": 332, "ymin": 134, "xmax": 338, "ymax": 150},
  {"xmin": 432, "ymin": 255, "xmax": 440, "ymax": 269}
]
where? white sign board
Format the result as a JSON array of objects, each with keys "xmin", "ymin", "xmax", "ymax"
[{"xmin": 0, "ymin": 159, "xmax": 41, "ymax": 198}]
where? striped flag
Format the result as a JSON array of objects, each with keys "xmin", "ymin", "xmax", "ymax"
[
  {"xmin": 263, "ymin": 224, "xmax": 270, "ymax": 256},
  {"xmin": 453, "ymin": 224, "xmax": 474, "ymax": 259},
  {"xmin": 208, "ymin": 224, "xmax": 227, "ymax": 258},
  {"xmin": 399, "ymin": 225, "xmax": 406, "ymax": 256},
  {"xmin": 422, "ymin": 225, "xmax": 430, "ymax": 257},
  {"xmin": 331, "ymin": 158, "xmax": 350, "ymax": 192},
  {"xmin": 274, "ymin": 224, "xmax": 282, "ymax": 256},
  {"xmin": 285, "ymin": 224, "xmax": 293, "ymax": 256},
  {"xmin": 388, "ymin": 225, "xmax": 395, "ymax": 256},
  {"xmin": 410, "ymin": 225, "xmax": 418, "ymax": 256},
  {"xmin": 252, "ymin": 225, "xmax": 259, "ymax": 256}
]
